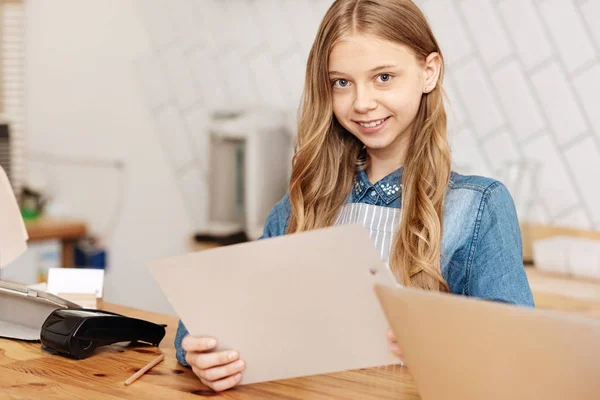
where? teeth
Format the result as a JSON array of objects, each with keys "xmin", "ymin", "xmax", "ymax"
[{"xmin": 359, "ymin": 118, "xmax": 385, "ymax": 128}]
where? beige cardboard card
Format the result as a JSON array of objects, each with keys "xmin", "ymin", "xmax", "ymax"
[
  {"xmin": 0, "ymin": 166, "xmax": 28, "ymax": 268},
  {"xmin": 150, "ymin": 224, "xmax": 398, "ymax": 385},
  {"xmin": 374, "ymin": 284, "xmax": 600, "ymax": 400}
]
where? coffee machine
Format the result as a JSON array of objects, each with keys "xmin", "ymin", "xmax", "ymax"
[{"xmin": 201, "ymin": 109, "xmax": 293, "ymax": 241}]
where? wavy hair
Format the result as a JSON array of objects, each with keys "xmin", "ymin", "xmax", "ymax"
[{"xmin": 288, "ymin": 0, "xmax": 450, "ymax": 292}]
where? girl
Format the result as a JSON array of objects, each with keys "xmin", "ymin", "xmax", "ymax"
[{"xmin": 176, "ymin": 0, "xmax": 534, "ymax": 392}]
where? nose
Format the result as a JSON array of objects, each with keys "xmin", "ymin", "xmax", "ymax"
[{"xmin": 353, "ymin": 85, "xmax": 377, "ymax": 114}]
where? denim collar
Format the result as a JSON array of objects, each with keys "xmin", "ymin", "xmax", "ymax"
[{"xmin": 353, "ymin": 167, "xmax": 403, "ymax": 204}]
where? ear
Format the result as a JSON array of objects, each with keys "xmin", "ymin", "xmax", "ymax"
[{"xmin": 422, "ymin": 52, "xmax": 442, "ymax": 94}]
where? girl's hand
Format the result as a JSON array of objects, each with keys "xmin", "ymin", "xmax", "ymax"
[
  {"xmin": 387, "ymin": 329, "xmax": 405, "ymax": 365},
  {"xmin": 182, "ymin": 336, "xmax": 246, "ymax": 392}
]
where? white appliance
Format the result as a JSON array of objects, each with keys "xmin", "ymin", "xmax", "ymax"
[{"xmin": 203, "ymin": 109, "xmax": 293, "ymax": 240}]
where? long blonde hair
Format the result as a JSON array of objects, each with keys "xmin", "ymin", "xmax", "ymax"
[{"xmin": 288, "ymin": 0, "xmax": 451, "ymax": 292}]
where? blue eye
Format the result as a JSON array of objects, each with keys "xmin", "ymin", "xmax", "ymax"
[
  {"xmin": 332, "ymin": 79, "xmax": 349, "ymax": 88},
  {"xmin": 377, "ymin": 74, "xmax": 392, "ymax": 83}
]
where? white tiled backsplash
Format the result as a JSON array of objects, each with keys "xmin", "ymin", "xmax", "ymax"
[{"xmin": 135, "ymin": 0, "xmax": 600, "ymax": 231}]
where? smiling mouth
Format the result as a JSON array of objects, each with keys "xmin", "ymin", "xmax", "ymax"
[{"xmin": 355, "ymin": 117, "xmax": 390, "ymax": 128}]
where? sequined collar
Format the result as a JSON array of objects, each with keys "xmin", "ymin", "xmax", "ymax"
[{"xmin": 352, "ymin": 167, "xmax": 403, "ymax": 204}]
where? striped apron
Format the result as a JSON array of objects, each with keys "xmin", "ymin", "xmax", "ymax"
[{"xmin": 334, "ymin": 203, "xmax": 402, "ymax": 264}]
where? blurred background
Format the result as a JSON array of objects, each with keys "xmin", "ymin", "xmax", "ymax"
[{"xmin": 1, "ymin": 0, "xmax": 599, "ymax": 314}]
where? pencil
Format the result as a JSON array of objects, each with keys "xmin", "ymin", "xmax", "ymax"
[{"xmin": 124, "ymin": 353, "xmax": 164, "ymax": 386}]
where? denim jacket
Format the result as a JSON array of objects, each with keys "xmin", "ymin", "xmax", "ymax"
[{"xmin": 174, "ymin": 168, "xmax": 535, "ymax": 366}]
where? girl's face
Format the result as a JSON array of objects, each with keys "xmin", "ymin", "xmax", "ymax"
[{"xmin": 328, "ymin": 33, "xmax": 439, "ymax": 163}]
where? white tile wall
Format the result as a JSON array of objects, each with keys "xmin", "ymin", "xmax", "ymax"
[
  {"xmin": 527, "ymin": 202, "xmax": 551, "ymax": 226},
  {"xmin": 459, "ymin": 0, "xmax": 512, "ymax": 68},
  {"xmin": 204, "ymin": 0, "xmax": 238, "ymax": 50},
  {"xmin": 137, "ymin": 0, "xmax": 600, "ymax": 230},
  {"xmin": 248, "ymin": 52, "xmax": 290, "ymax": 108},
  {"xmin": 537, "ymin": 0, "xmax": 596, "ymax": 74},
  {"xmin": 481, "ymin": 130, "xmax": 520, "ymax": 174},
  {"xmin": 452, "ymin": 58, "xmax": 505, "ymax": 137},
  {"xmin": 228, "ymin": 0, "xmax": 265, "ymax": 53},
  {"xmin": 442, "ymin": 78, "xmax": 467, "ymax": 129},
  {"xmin": 134, "ymin": 52, "xmax": 170, "ymax": 110},
  {"xmin": 179, "ymin": 165, "xmax": 208, "ymax": 227},
  {"xmin": 138, "ymin": 0, "xmax": 177, "ymax": 50},
  {"xmin": 490, "ymin": 60, "xmax": 545, "ymax": 142},
  {"xmin": 163, "ymin": 43, "xmax": 200, "ymax": 110},
  {"xmin": 186, "ymin": 0, "xmax": 223, "ymax": 48},
  {"xmin": 531, "ymin": 63, "xmax": 589, "ymax": 146},
  {"xmin": 564, "ymin": 137, "xmax": 600, "ymax": 224},
  {"xmin": 420, "ymin": 0, "xmax": 474, "ymax": 66},
  {"xmin": 168, "ymin": 0, "xmax": 205, "ymax": 47},
  {"xmin": 497, "ymin": 0, "xmax": 553, "ymax": 70},
  {"xmin": 573, "ymin": 64, "xmax": 600, "ymax": 139},
  {"xmin": 281, "ymin": 1, "xmax": 320, "ymax": 50},
  {"xmin": 187, "ymin": 47, "xmax": 230, "ymax": 110},
  {"xmin": 182, "ymin": 107, "xmax": 210, "ymax": 170},
  {"xmin": 218, "ymin": 52, "xmax": 258, "ymax": 109},
  {"xmin": 312, "ymin": 0, "xmax": 337, "ymax": 24},
  {"xmin": 278, "ymin": 49, "xmax": 309, "ymax": 107},
  {"xmin": 449, "ymin": 127, "xmax": 492, "ymax": 178},
  {"xmin": 155, "ymin": 106, "xmax": 195, "ymax": 172},
  {"xmin": 523, "ymin": 135, "xmax": 579, "ymax": 218},
  {"xmin": 255, "ymin": 0, "xmax": 296, "ymax": 56},
  {"xmin": 501, "ymin": 159, "xmax": 547, "ymax": 224},
  {"xmin": 580, "ymin": 0, "xmax": 600, "ymax": 49}
]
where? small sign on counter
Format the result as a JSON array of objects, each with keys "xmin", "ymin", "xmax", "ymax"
[{"xmin": 46, "ymin": 268, "xmax": 104, "ymax": 309}]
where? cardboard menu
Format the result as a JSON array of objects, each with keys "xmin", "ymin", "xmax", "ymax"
[{"xmin": 150, "ymin": 224, "xmax": 399, "ymax": 385}]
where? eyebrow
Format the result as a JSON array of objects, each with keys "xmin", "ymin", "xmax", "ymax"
[{"xmin": 328, "ymin": 64, "xmax": 398, "ymax": 76}]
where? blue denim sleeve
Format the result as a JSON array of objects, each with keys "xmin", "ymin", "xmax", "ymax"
[
  {"xmin": 258, "ymin": 193, "xmax": 291, "ymax": 239},
  {"xmin": 175, "ymin": 319, "xmax": 190, "ymax": 367},
  {"xmin": 174, "ymin": 194, "xmax": 292, "ymax": 366},
  {"xmin": 466, "ymin": 182, "xmax": 535, "ymax": 307}
]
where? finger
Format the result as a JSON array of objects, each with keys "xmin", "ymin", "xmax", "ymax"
[
  {"xmin": 190, "ymin": 350, "xmax": 239, "ymax": 370},
  {"xmin": 389, "ymin": 342, "xmax": 403, "ymax": 357},
  {"xmin": 182, "ymin": 336, "xmax": 218, "ymax": 352},
  {"xmin": 202, "ymin": 359, "xmax": 246, "ymax": 382},
  {"xmin": 191, "ymin": 365, "xmax": 206, "ymax": 380},
  {"xmin": 389, "ymin": 343, "xmax": 405, "ymax": 365},
  {"xmin": 201, "ymin": 373, "xmax": 243, "ymax": 392},
  {"xmin": 387, "ymin": 329, "xmax": 396, "ymax": 342}
]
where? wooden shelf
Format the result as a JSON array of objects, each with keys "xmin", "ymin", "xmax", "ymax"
[{"xmin": 25, "ymin": 218, "xmax": 87, "ymax": 241}]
